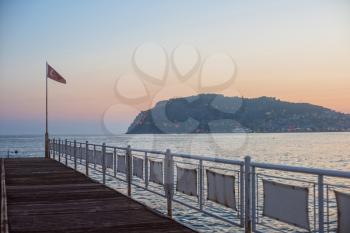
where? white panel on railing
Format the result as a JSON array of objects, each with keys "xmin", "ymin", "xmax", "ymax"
[
  {"xmin": 335, "ymin": 191, "xmax": 350, "ymax": 233},
  {"xmin": 105, "ymin": 152, "xmax": 113, "ymax": 169},
  {"xmin": 67, "ymin": 145, "xmax": 72, "ymax": 158},
  {"xmin": 92, "ymin": 150, "xmax": 113, "ymax": 168},
  {"xmin": 67, "ymin": 146, "xmax": 70, "ymax": 156},
  {"xmin": 117, "ymin": 154, "xmax": 126, "ymax": 174},
  {"xmin": 70, "ymin": 145, "xmax": 74, "ymax": 158},
  {"xmin": 133, "ymin": 157, "xmax": 144, "ymax": 179},
  {"xmin": 79, "ymin": 147, "xmax": 84, "ymax": 159},
  {"xmin": 94, "ymin": 150, "xmax": 102, "ymax": 165},
  {"xmin": 206, "ymin": 170, "xmax": 236, "ymax": 209},
  {"xmin": 75, "ymin": 146, "xmax": 79, "ymax": 158},
  {"xmin": 263, "ymin": 180, "xmax": 310, "ymax": 230},
  {"xmin": 87, "ymin": 149, "xmax": 94, "ymax": 162},
  {"xmin": 176, "ymin": 166, "xmax": 197, "ymax": 196},
  {"xmin": 76, "ymin": 147, "xmax": 81, "ymax": 159},
  {"xmin": 81, "ymin": 147, "xmax": 86, "ymax": 160},
  {"xmin": 150, "ymin": 160, "xmax": 163, "ymax": 185}
]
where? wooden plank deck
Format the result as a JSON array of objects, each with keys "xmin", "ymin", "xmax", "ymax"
[{"xmin": 3, "ymin": 158, "xmax": 196, "ymax": 233}]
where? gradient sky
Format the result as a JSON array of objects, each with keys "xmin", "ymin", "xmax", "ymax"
[{"xmin": 0, "ymin": 0, "xmax": 349, "ymax": 134}]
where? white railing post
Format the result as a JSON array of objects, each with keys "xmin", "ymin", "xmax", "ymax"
[
  {"xmin": 65, "ymin": 139, "xmax": 68, "ymax": 166},
  {"xmin": 318, "ymin": 175, "xmax": 324, "ymax": 233},
  {"xmin": 51, "ymin": 138, "xmax": 54, "ymax": 158},
  {"xmin": 244, "ymin": 156, "xmax": 252, "ymax": 233},
  {"xmin": 47, "ymin": 139, "xmax": 49, "ymax": 158},
  {"xmin": 164, "ymin": 149, "xmax": 174, "ymax": 218},
  {"xmin": 240, "ymin": 163, "xmax": 245, "ymax": 227},
  {"xmin": 93, "ymin": 145, "xmax": 96, "ymax": 169},
  {"xmin": 48, "ymin": 138, "xmax": 50, "ymax": 158},
  {"xmin": 58, "ymin": 139, "xmax": 61, "ymax": 162},
  {"xmin": 47, "ymin": 139, "xmax": 50, "ymax": 158},
  {"xmin": 85, "ymin": 141, "xmax": 89, "ymax": 176},
  {"xmin": 113, "ymin": 147, "xmax": 117, "ymax": 177},
  {"xmin": 50, "ymin": 138, "xmax": 52, "ymax": 159},
  {"xmin": 126, "ymin": 145, "xmax": 132, "ymax": 197},
  {"xmin": 74, "ymin": 140, "xmax": 77, "ymax": 170},
  {"xmin": 79, "ymin": 143, "xmax": 82, "ymax": 164},
  {"xmin": 144, "ymin": 152, "xmax": 149, "ymax": 189},
  {"xmin": 102, "ymin": 143, "xmax": 106, "ymax": 184},
  {"xmin": 69, "ymin": 141, "xmax": 72, "ymax": 160},
  {"xmin": 199, "ymin": 159, "xmax": 204, "ymax": 210},
  {"xmin": 251, "ymin": 166, "xmax": 256, "ymax": 232},
  {"xmin": 53, "ymin": 138, "xmax": 56, "ymax": 160}
]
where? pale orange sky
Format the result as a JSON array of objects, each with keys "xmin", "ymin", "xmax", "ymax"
[{"xmin": 0, "ymin": 0, "xmax": 349, "ymax": 134}]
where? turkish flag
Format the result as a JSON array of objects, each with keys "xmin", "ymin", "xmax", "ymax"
[{"xmin": 47, "ymin": 63, "xmax": 66, "ymax": 84}]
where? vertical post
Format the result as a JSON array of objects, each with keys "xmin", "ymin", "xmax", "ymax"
[
  {"xmin": 113, "ymin": 148, "xmax": 117, "ymax": 177},
  {"xmin": 45, "ymin": 133, "xmax": 49, "ymax": 158},
  {"xmin": 80, "ymin": 143, "xmax": 83, "ymax": 164},
  {"xmin": 164, "ymin": 149, "xmax": 174, "ymax": 218},
  {"xmin": 199, "ymin": 159, "xmax": 204, "ymax": 210},
  {"xmin": 93, "ymin": 145, "xmax": 96, "ymax": 169},
  {"xmin": 85, "ymin": 141, "xmax": 89, "ymax": 176},
  {"xmin": 65, "ymin": 139, "xmax": 68, "ymax": 166},
  {"xmin": 53, "ymin": 138, "xmax": 56, "ymax": 160},
  {"xmin": 244, "ymin": 156, "xmax": 252, "ymax": 233},
  {"xmin": 251, "ymin": 166, "xmax": 256, "ymax": 231},
  {"xmin": 74, "ymin": 140, "xmax": 77, "ymax": 170},
  {"xmin": 126, "ymin": 145, "xmax": 132, "ymax": 197},
  {"xmin": 50, "ymin": 138, "xmax": 52, "ymax": 158},
  {"xmin": 47, "ymin": 139, "xmax": 50, "ymax": 158},
  {"xmin": 240, "ymin": 163, "xmax": 245, "ymax": 227},
  {"xmin": 318, "ymin": 175, "xmax": 324, "ymax": 233},
  {"xmin": 68, "ymin": 141, "xmax": 70, "ymax": 160},
  {"xmin": 102, "ymin": 143, "xmax": 106, "ymax": 184},
  {"xmin": 144, "ymin": 152, "xmax": 149, "ymax": 189},
  {"xmin": 58, "ymin": 139, "xmax": 61, "ymax": 162},
  {"xmin": 45, "ymin": 63, "xmax": 49, "ymax": 159}
]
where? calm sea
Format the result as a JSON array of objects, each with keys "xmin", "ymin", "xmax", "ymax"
[
  {"xmin": 1, "ymin": 133, "xmax": 350, "ymax": 170},
  {"xmin": 0, "ymin": 133, "xmax": 350, "ymax": 233},
  {"xmin": 1, "ymin": 133, "xmax": 350, "ymax": 232}
]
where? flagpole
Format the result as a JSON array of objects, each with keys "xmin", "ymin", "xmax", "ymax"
[{"xmin": 45, "ymin": 62, "xmax": 49, "ymax": 158}]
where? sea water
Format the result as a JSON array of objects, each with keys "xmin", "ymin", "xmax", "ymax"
[
  {"xmin": 1, "ymin": 133, "xmax": 350, "ymax": 232},
  {"xmin": 1, "ymin": 133, "xmax": 349, "ymax": 171}
]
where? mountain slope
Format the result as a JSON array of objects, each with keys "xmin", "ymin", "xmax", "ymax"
[{"xmin": 126, "ymin": 94, "xmax": 350, "ymax": 134}]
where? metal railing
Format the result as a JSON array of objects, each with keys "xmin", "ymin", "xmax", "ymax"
[
  {"xmin": 249, "ymin": 161, "xmax": 350, "ymax": 233},
  {"xmin": 49, "ymin": 138, "xmax": 350, "ymax": 233}
]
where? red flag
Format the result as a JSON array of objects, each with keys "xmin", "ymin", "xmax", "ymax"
[{"xmin": 46, "ymin": 63, "xmax": 66, "ymax": 84}]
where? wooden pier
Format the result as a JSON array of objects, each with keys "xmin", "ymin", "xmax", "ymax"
[{"xmin": 0, "ymin": 158, "xmax": 195, "ymax": 233}]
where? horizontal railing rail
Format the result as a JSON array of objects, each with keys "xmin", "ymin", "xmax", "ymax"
[
  {"xmin": 251, "ymin": 161, "xmax": 350, "ymax": 178},
  {"xmin": 49, "ymin": 138, "xmax": 350, "ymax": 233}
]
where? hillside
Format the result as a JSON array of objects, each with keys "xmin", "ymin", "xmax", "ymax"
[{"xmin": 126, "ymin": 94, "xmax": 350, "ymax": 134}]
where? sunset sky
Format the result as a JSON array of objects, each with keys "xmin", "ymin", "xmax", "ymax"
[{"xmin": 0, "ymin": 0, "xmax": 349, "ymax": 134}]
